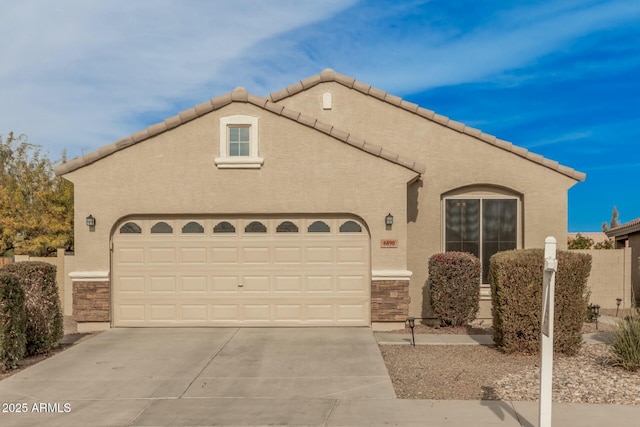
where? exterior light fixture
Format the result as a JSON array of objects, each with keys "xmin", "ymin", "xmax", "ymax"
[
  {"xmin": 593, "ymin": 304, "xmax": 600, "ymax": 330},
  {"xmin": 406, "ymin": 317, "xmax": 415, "ymax": 346},
  {"xmin": 86, "ymin": 215, "xmax": 96, "ymax": 227},
  {"xmin": 385, "ymin": 213, "xmax": 394, "ymax": 226},
  {"xmin": 616, "ymin": 298, "xmax": 622, "ymax": 317}
]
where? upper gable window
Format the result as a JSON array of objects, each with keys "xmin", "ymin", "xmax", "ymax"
[{"xmin": 215, "ymin": 115, "xmax": 263, "ymax": 169}]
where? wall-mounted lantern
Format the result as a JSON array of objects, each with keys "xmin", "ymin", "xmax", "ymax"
[
  {"xmin": 86, "ymin": 215, "xmax": 96, "ymax": 228},
  {"xmin": 385, "ymin": 213, "xmax": 394, "ymax": 226}
]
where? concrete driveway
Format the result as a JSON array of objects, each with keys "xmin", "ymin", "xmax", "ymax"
[{"xmin": 0, "ymin": 327, "xmax": 394, "ymax": 426}]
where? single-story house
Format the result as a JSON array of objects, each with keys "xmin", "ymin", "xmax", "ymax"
[
  {"xmin": 606, "ymin": 217, "xmax": 640, "ymax": 305},
  {"xmin": 55, "ymin": 69, "xmax": 585, "ymax": 331}
]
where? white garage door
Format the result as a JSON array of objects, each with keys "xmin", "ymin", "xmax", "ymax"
[{"xmin": 112, "ymin": 217, "xmax": 370, "ymax": 326}]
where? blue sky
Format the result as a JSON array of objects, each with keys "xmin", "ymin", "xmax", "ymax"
[{"xmin": 2, "ymin": 0, "xmax": 639, "ymax": 232}]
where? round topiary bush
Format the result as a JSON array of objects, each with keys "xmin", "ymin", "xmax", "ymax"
[
  {"xmin": 0, "ymin": 271, "xmax": 27, "ymax": 370},
  {"xmin": 428, "ymin": 252, "xmax": 481, "ymax": 326},
  {"xmin": 2, "ymin": 261, "xmax": 63, "ymax": 356}
]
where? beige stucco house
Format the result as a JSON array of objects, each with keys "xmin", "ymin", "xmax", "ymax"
[
  {"xmin": 55, "ymin": 69, "xmax": 585, "ymax": 331},
  {"xmin": 606, "ymin": 218, "xmax": 640, "ymax": 305}
]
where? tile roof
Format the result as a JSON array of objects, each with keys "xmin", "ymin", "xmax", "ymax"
[
  {"xmin": 54, "ymin": 86, "xmax": 425, "ymax": 176},
  {"xmin": 605, "ymin": 217, "xmax": 640, "ymax": 237},
  {"xmin": 269, "ymin": 69, "xmax": 586, "ymax": 182}
]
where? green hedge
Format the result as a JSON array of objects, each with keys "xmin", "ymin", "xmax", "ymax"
[
  {"xmin": 0, "ymin": 271, "xmax": 27, "ymax": 370},
  {"xmin": 489, "ymin": 249, "xmax": 591, "ymax": 355},
  {"xmin": 429, "ymin": 252, "xmax": 481, "ymax": 326},
  {"xmin": 2, "ymin": 262, "xmax": 63, "ymax": 356}
]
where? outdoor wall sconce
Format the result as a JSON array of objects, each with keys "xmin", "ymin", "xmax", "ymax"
[
  {"xmin": 616, "ymin": 298, "xmax": 622, "ymax": 317},
  {"xmin": 86, "ymin": 215, "xmax": 96, "ymax": 227},
  {"xmin": 385, "ymin": 213, "xmax": 394, "ymax": 226},
  {"xmin": 593, "ymin": 304, "xmax": 600, "ymax": 330},
  {"xmin": 406, "ymin": 317, "xmax": 415, "ymax": 346}
]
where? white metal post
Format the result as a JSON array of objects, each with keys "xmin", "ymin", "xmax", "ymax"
[{"xmin": 539, "ymin": 236, "xmax": 557, "ymax": 427}]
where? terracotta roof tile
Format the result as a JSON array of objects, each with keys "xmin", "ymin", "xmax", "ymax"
[
  {"xmin": 313, "ymin": 121, "xmax": 333, "ymax": 135},
  {"xmin": 300, "ymin": 74, "xmax": 321, "ymax": 89},
  {"xmin": 346, "ymin": 135, "xmax": 366, "ymax": 149},
  {"xmin": 362, "ymin": 142, "xmax": 383, "ymax": 156},
  {"xmin": 195, "ymin": 100, "xmax": 214, "ymax": 115},
  {"xmin": 399, "ymin": 100, "xmax": 419, "ymax": 113},
  {"xmin": 280, "ymin": 107, "xmax": 300, "ymax": 121},
  {"xmin": 463, "ymin": 126, "xmax": 482, "ymax": 138},
  {"xmin": 297, "ymin": 114, "xmax": 317, "ymax": 128},
  {"xmin": 352, "ymin": 80, "xmax": 371, "ymax": 95},
  {"xmin": 230, "ymin": 87, "xmax": 248, "ymax": 102},
  {"xmin": 271, "ymin": 70, "xmax": 586, "ymax": 182},
  {"xmin": 178, "ymin": 108, "xmax": 197, "ymax": 122},
  {"xmin": 368, "ymin": 87, "xmax": 387, "ymax": 100},
  {"xmin": 384, "ymin": 93, "xmax": 403, "ymax": 107},
  {"xmin": 479, "ymin": 133, "xmax": 497, "ymax": 144},
  {"xmin": 447, "ymin": 120, "xmax": 465, "ymax": 132},
  {"xmin": 606, "ymin": 217, "xmax": 640, "ymax": 236},
  {"xmin": 416, "ymin": 107, "xmax": 435, "ymax": 119},
  {"xmin": 431, "ymin": 113, "xmax": 449, "ymax": 125},
  {"xmin": 211, "ymin": 93, "xmax": 232, "ymax": 109},
  {"xmin": 51, "ymin": 74, "xmax": 451, "ymax": 177},
  {"xmin": 269, "ymin": 88, "xmax": 289, "ymax": 102},
  {"xmin": 330, "ymin": 128, "xmax": 349, "ymax": 141}
]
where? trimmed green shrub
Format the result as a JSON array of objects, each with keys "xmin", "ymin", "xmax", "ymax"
[
  {"xmin": 608, "ymin": 315, "xmax": 640, "ymax": 371},
  {"xmin": 490, "ymin": 249, "xmax": 591, "ymax": 355},
  {"xmin": 2, "ymin": 262, "xmax": 63, "ymax": 355},
  {"xmin": 428, "ymin": 252, "xmax": 481, "ymax": 326},
  {"xmin": 0, "ymin": 271, "xmax": 27, "ymax": 370}
]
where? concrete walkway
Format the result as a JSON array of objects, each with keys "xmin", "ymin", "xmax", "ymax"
[{"xmin": 0, "ymin": 323, "xmax": 637, "ymax": 426}]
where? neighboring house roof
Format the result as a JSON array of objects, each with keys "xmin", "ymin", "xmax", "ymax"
[
  {"xmin": 54, "ymin": 86, "xmax": 425, "ymax": 176},
  {"xmin": 606, "ymin": 217, "xmax": 640, "ymax": 238},
  {"xmin": 269, "ymin": 69, "xmax": 586, "ymax": 182}
]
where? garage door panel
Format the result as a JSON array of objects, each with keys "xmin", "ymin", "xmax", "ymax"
[
  {"xmin": 180, "ymin": 276, "xmax": 207, "ymax": 292},
  {"xmin": 118, "ymin": 304, "xmax": 146, "ymax": 321},
  {"xmin": 274, "ymin": 304, "xmax": 302, "ymax": 321},
  {"xmin": 113, "ymin": 216, "xmax": 370, "ymax": 327},
  {"xmin": 211, "ymin": 247, "xmax": 239, "ymax": 263},
  {"xmin": 180, "ymin": 247, "xmax": 207, "ymax": 264},
  {"xmin": 211, "ymin": 276, "xmax": 239, "ymax": 292},
  {"xmin": 243, "ymin": 247, "xmax": 270, "ymax": 263},
  {"xmin": 149, "ymin": 276, "xmax": 176, "ymax": 293},
  {"xmin": 118, "ymin": 276, "xmax": 145, "ymax": 293},
  {"xmin": 274, "ymin": 276, "xmax": 302, "ymax": 292},
  {"xmin": 306, "ymin": 247, "xmax": 333, "ymax": 263},
  {"xmin": 243, "ymin": 304, "xmax": 270, "ymax": 320},
  {"xmin": 337, "ymin": 275, "xmax": 367, "ymax": 293},
  {"xmin": 273, "ymin": 247, "xmax": 302, "ymax": 263},
  {"xmin": 149, "ymin": 247, "xmax": 176, "ymax": 264},
  {"xmin": 242, "ymin": 276, "xmax": 270, "ymax": 292},
  {"xmin": 181, "ymin": 305, "xmax": 208, "ymax": 321},
  {"xmin": 306, "ymin": 275, "xmax": 333, "ymax": 292},
  {"xmin": 337, "ymin": 247, "xmax": 366, "ymax": 264},
  {"xmin": 150, "ymin": 304, "xmax": 176, "ymax": 321},
  {"xmin": 337, "ymin": 304, "xmax": 367, "ymax": 321},
  {"xmin": 211, "ymin": 304, "xmax": 240, "ymax": 320},
  {"xmin": 118, "ymin": 248, "xmax": 145, "ymax": 264}
]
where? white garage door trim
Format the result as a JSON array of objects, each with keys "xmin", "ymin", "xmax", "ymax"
[{"xmin": 112, "ymin": 216, "xmax": 371, "ymax": 327}]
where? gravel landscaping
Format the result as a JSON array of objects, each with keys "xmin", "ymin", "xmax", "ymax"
[{"xmin": 380, "ymin": 319, "xmax": 640, "ymax": 405}]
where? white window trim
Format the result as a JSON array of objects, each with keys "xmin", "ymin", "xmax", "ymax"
[
  {"xmin": 215, "ymin": 115, "xmax": 263, "ymax": 169},
  {"xmin": 441, "ymin": 194, "xmax": 522, "ymax": 287}
]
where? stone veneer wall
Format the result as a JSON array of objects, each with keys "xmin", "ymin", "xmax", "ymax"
[
  {"xmin": 371, "ymin": 280, "xmax": 410, "ymax": 321},
  {"xmin": 73, "ymin": 281, "xmax": 110, "ymax": 322}
]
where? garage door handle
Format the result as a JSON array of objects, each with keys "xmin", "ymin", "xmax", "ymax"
[{"xmin": 238, "ymin": 283, "xmax": 244, "ymax": 287}]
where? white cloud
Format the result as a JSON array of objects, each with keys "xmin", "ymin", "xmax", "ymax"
[{"xmin": 1, "ymin": 0, "xmax": 355, "ymax": 157}]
